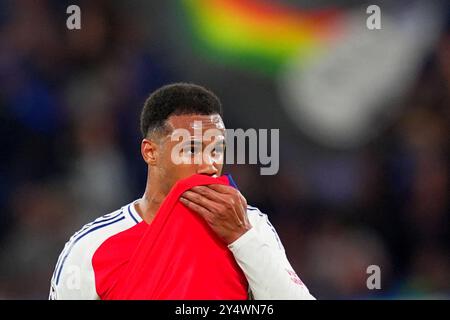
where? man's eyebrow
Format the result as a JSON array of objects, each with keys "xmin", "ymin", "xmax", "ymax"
[{"xmin": 180, "ymin": 139, "xmax": 203, "ymax": 146}]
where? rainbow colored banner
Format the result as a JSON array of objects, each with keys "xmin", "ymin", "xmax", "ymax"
[{"xmin": 182, "ymin": 0, "xmax": 344, "ymax": 75}]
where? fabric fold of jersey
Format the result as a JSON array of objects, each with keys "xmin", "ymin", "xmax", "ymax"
[{"xmin": 92, "ymin": 174, "xmax": 249, "ymax": 300}]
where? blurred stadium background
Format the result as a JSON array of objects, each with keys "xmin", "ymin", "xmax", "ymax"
[{"xmin": 0, "ymin": 0, "xmax": 448, "ymax": 299}]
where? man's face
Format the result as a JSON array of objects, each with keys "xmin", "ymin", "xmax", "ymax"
[{"xmin": 155, "ymin": 113, "xmax": 226, "ymax": 194}]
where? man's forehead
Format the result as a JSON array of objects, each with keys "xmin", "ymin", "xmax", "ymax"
[{"xmin": 166, "ymin": 114, "xmax": 225, "ymax": 131}]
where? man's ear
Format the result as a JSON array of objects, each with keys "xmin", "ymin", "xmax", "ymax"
[{"xmin": 141, "ymin": 138, "xmax": 159, "ymax": 166}]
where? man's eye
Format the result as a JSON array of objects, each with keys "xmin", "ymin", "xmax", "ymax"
[
  {"xmin": 183, "ymin": 145, "xmax": 201, "ymax": 156},
  {"xmin": 212, "ymin": 146, "xmax": 224, "ymax": 155},
  {"xmin": 190, "ymin": 146, "xmax": 198, "ymax": 154}
]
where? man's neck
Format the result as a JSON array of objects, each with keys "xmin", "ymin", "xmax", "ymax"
[{"xmin": 135, "ymin": 176, "xmax": 168, "ymax": 224}]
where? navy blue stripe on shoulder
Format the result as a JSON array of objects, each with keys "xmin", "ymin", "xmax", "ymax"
[
  {"xmin": 245, "ymin": 206, "xmax": 283, "ymax": 250},
  {"xmin": 127, "ymin": 205, "xmax": 139, "ymax": 224},
  {"xmin": 247, "ymin": 206, "xmax": 265, "ymax": 217},
  {"xmin": 52, "ymin": 210, "xmax": 124, "ymax": 279},
  {"xmin": 54, "ymin": 214, "xmax": 125, "ymax": 285},
  {"xmin": 70, "ymin": 210, "xmax": 124, "ymax": 240}
]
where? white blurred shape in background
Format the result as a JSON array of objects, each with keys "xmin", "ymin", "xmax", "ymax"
[{"xmin": 278, "ymin": 1, "xmax": 445, "ymax": 149}]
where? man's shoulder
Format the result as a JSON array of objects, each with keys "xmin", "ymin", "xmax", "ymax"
[
  {"xmin": 51, "ymin": 202, "xmax": 141, "ymax": 285},
  {"xmin": 246, "ymin": 204, "xmax": 273, "ymax": 233},
  {"xmin": 246, "ymin": 204, "xmax": 268, "ymax": 222},
  {"xmin": 66, "ymin": 204, "xmax": 139, "ymax": 250},
  {"xmin": 246, "ymin": 204, "xmax": 284, "ymax": 251}
]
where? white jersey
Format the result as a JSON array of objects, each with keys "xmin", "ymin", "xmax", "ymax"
[{"xmin": 49, "ymin": 200, "xmax": 315, "ymax": 300}]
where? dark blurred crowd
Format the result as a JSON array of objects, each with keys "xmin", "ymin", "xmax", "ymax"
[{"xmin": 0, "ymin": 1, "xmax": 448, "ymax": 299}]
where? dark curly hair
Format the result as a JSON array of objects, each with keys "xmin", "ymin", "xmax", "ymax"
[{"xmin": 140, "ymin": 83, "xmax": 223, "ymax": 138}]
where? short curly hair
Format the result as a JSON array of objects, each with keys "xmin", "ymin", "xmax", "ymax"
[{"xmin": 140, "ymin": 83, "xmax": 223, "ymax": 138}]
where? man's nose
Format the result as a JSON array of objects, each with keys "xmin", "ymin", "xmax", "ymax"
[{"xmin": 197, "ymin": 154, "xmax": 219, "ymax": 176}]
